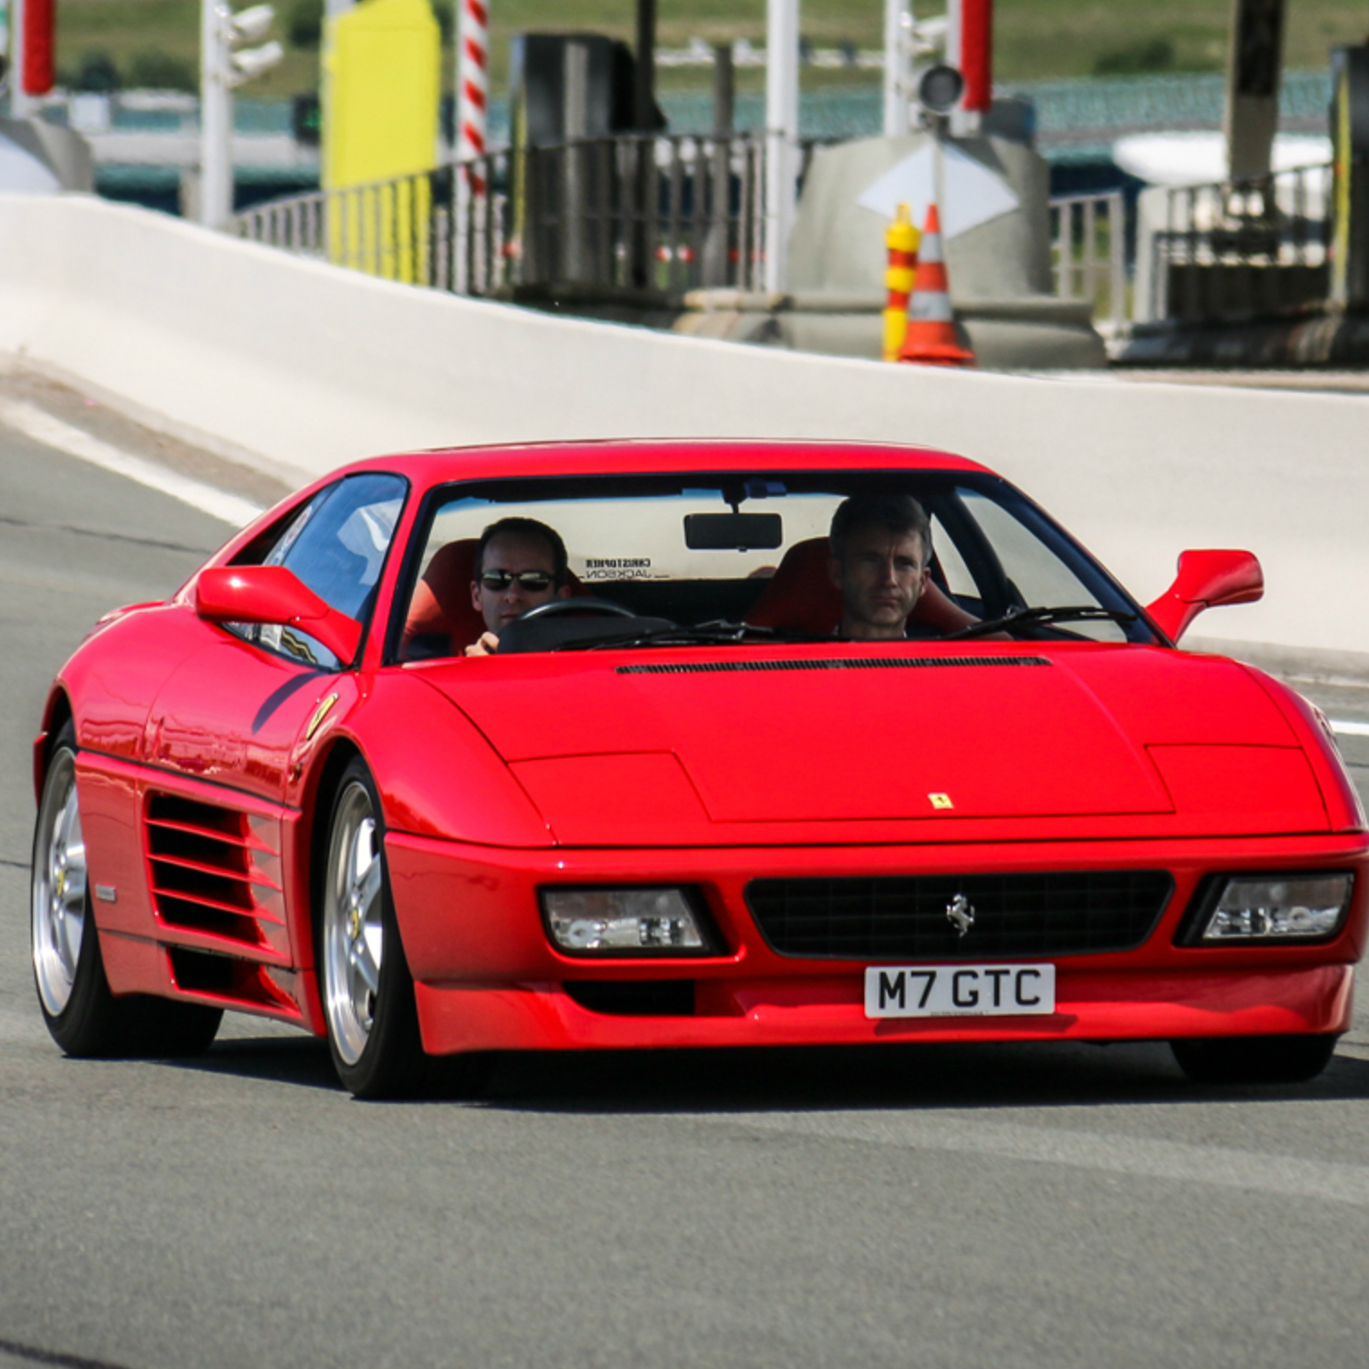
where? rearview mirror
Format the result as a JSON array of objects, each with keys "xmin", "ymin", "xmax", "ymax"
[
  {"xmin": 195, "ymin": 566, "xmax": 363, "ymax": 664},
  {"xmin": 684, "ymin": 512, "xmax": 783, "ymax": 551},
  {"xmin": 1145, "ymin": 549, "xmax": 1263, "ymax": 643}
]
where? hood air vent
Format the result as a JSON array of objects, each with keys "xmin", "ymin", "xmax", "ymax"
[{"xmin": 618, "ymin": 655, "xmax": 1051, "ymax": 676}]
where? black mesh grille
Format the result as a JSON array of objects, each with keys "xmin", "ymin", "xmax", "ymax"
[{"xmin": 746, "ymin": 871, "xmax": 1174, "ymax": 960}]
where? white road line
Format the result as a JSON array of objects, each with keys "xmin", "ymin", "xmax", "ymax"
[
  {"xmin": 0, "ymin": 397, "xmax": 263, "ymax": 528},
  {"xmin": 690, "ymin": 1110, "xmax": 1369, "ymax": 1208},
  {"xmin": 1331, "ymin": 719, "xmax": 1369, "ymax": 737}
]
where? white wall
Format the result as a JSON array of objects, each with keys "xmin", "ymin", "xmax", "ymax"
[{"xmin": 1, "ymin": 192, "xmax": 1365, "ymax": 660}]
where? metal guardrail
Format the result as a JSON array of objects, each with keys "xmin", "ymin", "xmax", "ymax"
[
  {"xmin": 236, "ymin": 140, "xmax": 1135, "ymax": 328},
  {"xmin": 234, "ymin": 133, "xmax": 772, "ymax": 299},
  {"xmin": 1049, "ymin": 190, "xmax": 1127, "ymax": 335},
  {"xmin": 1144, "ymin": 163, "xmax": 1331, "ymax": 323}
]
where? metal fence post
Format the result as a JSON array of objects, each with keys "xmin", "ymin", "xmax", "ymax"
[{"xmin": 1108, "ymin": 192, "xmax": 1126, "ymax": 334}]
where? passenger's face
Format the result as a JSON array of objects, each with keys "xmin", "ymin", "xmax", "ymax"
[
  {"xmin": 471, "ymin": 532, "xmax": 563, "ymax": 633},
  {"xmin": 831, "ymin": 526, "xmax": 928, "ymax": 640}
]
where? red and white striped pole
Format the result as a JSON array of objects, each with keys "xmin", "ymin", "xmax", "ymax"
[
  {"xmin": 946, "ymin": 0, "xmax": 993, "ymax": 134},
  {"xmin": 457, "ymin": 0, "xmax": 488, "ymax": 193}
]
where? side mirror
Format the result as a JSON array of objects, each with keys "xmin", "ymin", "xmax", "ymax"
[
  {"xmin": 195, "ymin": 566, "xmax": 362, "ymax": 664},
  {"xmin": 1145, "ymin": 549, "xmax": 1263, "ymax": 643}
]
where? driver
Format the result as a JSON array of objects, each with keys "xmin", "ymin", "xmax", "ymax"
[
  {"xmin": 828, "ymin": 493, "xmax": 970, "ymax": 640},
  {"xmin": 465, "ymin": 517, "xmax": 572, "ymax": 656}
]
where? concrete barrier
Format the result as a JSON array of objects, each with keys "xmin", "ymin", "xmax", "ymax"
[{"xmin": 0, "ymin": 191, "xmax": 1365, "ymax": 663}]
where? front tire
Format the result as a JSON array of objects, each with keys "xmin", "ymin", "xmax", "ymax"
[
  {"xmin": 32, "ymin": 726, "xmax": 221, "ymax": 1057},
  {"xmin": 319, "ymin": 759, "xmax": 428, "ymax": 1098},
  {"xmin": 1170, "ymin": 1033, "xmax": 1338, "ymax": 1085}
]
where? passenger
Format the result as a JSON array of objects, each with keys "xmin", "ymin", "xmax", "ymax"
[
  {"xmin": 828, "ymin": 493, "xmax": 971, "ymax": 640},
  {"xmin": 465, "ymin": 517, "xmax": 572, "ymax": 656}
]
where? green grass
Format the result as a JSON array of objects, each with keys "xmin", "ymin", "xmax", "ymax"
[{"xmin": 55, "ymin": 0, "xmax": 1369, "ymax": 100}]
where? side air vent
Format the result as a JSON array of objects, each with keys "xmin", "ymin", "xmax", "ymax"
[
  {"xmin": 166, "ymin": 947, "xmax": 301, "ymax": 1018},
  {"xmin": 618, "ymin": 656, "xmax": 1051, "ymax": 676},
  {"xmin": 144, "ymin": 793, "xmax": 285, "ymax": 951}
]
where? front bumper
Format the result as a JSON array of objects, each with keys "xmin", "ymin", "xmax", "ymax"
[
  {"xmin": 412, "ymin": 965, "xmax": 1354, "ymax": 1055},
  {"xmin": 384, "ymin": 830, "xmax": 1367, "ymax": 1057}
]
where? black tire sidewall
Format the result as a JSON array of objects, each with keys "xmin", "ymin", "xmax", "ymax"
[
  {"xmin": 320, "ymin": 758, "xmax": 425, "ymax": 1098},
  {"xmin": 1171, "ymin": 1033, "xmax": 1338, "ymax": 1085},
  {"xmin": 33, "ymin": 725, "xmax": 224, "ymax": 1058},
  {"xmin": 32, "ymin": 727, "xmax": 115, "ymax": 1054}
]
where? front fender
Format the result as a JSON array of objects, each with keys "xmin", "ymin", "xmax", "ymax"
[
  {"xmin": 1245, "ymin": 667, "xmax": 1368, "ymax": 833},
  {"xmin": 321, "ymin": 671, "xmax": 554, "ymax": 848}
]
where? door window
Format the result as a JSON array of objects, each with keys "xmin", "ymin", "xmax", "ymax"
[{"xmin": 232, "ymin": 473, "xmax": 407, "ymax": 667}]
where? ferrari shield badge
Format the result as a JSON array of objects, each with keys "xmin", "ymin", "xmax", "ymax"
[{"xmin": 305, "ymin": 692, "xmax": 340, "ymax": 742}]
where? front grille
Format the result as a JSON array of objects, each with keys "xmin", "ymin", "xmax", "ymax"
[{"xmin": 746, "ymin": 871, "xmax": 1173, "ymax": 960}]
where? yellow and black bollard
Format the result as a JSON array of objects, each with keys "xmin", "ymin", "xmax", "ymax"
[{"xmin": 882, "ymin": 203, "xmax": 921, "ymax": 362}]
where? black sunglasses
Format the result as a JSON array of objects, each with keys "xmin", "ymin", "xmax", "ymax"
[{"xmin": 479, "ymin": 570, "xmax": 556, "ymax": 592}]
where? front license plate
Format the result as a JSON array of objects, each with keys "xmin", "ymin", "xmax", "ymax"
[{"xmin": 864, "ymin": 963, "xmax": 1056, "ymax": 1018}]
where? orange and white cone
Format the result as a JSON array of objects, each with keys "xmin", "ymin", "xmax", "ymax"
[{"xmin": 897, "ymin": 204, "xmax": 975, "ymax": 367}]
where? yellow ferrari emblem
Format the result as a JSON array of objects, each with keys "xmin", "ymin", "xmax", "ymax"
[
  {"xmin": 928, "ymin": 792, "xmax": 954, "ymax": 810},
  {"xmin": 305, "ymin": 693, "xmax": 340, "ymax": 742}
]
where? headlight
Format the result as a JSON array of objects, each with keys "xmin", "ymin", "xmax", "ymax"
[
  {"xmin": 540, "ymin": 887, "xmax": 719, "ymax": 957},
  {"xmin": 1183, "ymin": 873, "xmax": 1354, "ymax": 944}
]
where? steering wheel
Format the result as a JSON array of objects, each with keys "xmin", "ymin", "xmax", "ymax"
[{"xmin": 520, "ymin": 598, "xmax": 637, "ymax": 621}]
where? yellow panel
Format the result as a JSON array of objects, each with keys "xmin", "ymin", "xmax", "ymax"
[{"xmin": 322, "ymin": 0, "xmax": 440, "ymax": 283}]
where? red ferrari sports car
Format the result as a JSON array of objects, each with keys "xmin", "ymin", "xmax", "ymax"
[{"xmin": 30, "ymin": 440, "xmax": 1367, "ymax": 1097}]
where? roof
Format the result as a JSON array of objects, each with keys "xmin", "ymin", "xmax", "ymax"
[{"xmin": 339, "ymin": 438, "xmax": 993, "ymax": 485}]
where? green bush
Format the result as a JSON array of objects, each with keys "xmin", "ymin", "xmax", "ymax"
[
  {"xmin": 74, "ymin": 51, "xmax": 121, "ymax": 92},
  {"xmin": 1093, "ymin": 38, "xmax": 1175, "ymax": 76},
  {"xmin": 128, "ymin": 50, "xmax": 197, "ymax": 91},
  {"xmin": 428, "ymin": 0, "xmax": 452, "ymax": 45},
  {"xmin": 288, "ymin": 0, "xmax": 324, "ymax": 48},
  {"xmin": 288, "ymin": 0, "xmax": 450, "ymax": 50}
]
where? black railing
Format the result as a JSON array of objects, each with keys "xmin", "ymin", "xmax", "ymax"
[
  {"xmin": 1144, "ymin": 163, "xmax": 1331, "ymax": 323},
  {"xmin": 234, "ymin": 132, "xmax": 772, "ymax": 299}
]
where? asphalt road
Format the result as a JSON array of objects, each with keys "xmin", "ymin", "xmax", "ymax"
[{"xmin": 3, "ymin": 402, "xmax": 1369, "ymax": 1369}]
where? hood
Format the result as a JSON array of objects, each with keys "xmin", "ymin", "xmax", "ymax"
[{"xmin": 416, "ymin": 644, "xmax": 1315, "ymax": 834}]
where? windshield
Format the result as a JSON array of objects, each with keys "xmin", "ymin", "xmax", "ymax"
[{"xmin": 392, "ymin": 470, "xmax": 1157, "ymax": 659}]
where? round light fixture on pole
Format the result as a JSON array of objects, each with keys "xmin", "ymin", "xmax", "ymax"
[{"xmin": 918, "ymin": 63, "xmax": 964, "ymax": 115}]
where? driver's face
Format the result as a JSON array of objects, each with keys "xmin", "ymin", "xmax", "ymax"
[
  {"xmin": 831, "ymin": 525, "xmax": 928, "ymax": 640},
  {"xmin": 471, "ymin": 532, "xmax": 566, "ymax": 633}
]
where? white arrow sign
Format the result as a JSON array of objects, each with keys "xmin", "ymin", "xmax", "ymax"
[{"xmin": 857, "ymin": 141, "xmax": 1019, "ymax": 237}]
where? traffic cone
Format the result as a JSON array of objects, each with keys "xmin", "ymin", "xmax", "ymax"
[
  {"xmin": 897, "ymin": 204, "xmax": 975, "ymax": 367},
  {"xmin": 882, "ymin": 203, "xmax": 920, "ymax": 362}
]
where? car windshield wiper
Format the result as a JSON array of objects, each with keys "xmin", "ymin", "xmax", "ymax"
[
  {"xmin": 569, "ymin": 621, "xmax": 789, "ymax": 651},
  {"xmin": 944, "ymin": 604, "xmax": 1138, "ymax": 642}
]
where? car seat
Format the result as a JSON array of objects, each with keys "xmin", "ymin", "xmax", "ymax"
[
  {"xmin": 745, "ymin": 536, "xmax": 976, "ymax": 638},
  {"xmin": 745, "ymin": 538, "xmax": 842, "ymax": 635}
]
